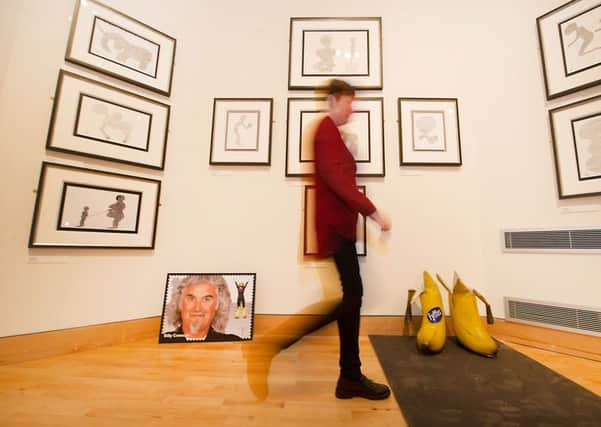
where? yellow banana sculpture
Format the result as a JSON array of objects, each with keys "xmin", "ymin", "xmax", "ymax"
[
  {"xmin": 415, "ymin": 271, "xmax": 446, "ymax": 354},
  {"xmin": 436, "ymin": 272, "xmax": 498, "ymax": 358}
]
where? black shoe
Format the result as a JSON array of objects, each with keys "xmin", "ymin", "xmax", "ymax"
[{"xmin": 335, "ymin": 375, "xmax": 391, "ymax": 400}]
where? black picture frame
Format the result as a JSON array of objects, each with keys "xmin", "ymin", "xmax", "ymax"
[
  {"xmin": 65, "ymin": 0, "xmax": 176, "ymax": 96},
  {"xmin": 209, "ymin": 98, "xmax": 274, "ymax": 165},
  {"xmin": 398, "ymin": 97, "xmax": 462, "ymax": 166},
  {"xmin": 537, "ymin": 0, "xmax": 601, "ymax": 99},
  {"xmin": 47, "ymin": 70, "xmax": 170, "ymax": 169},
  {"xmin": 288, "ymin": 17, "xmax": 383, "ymax": 90},
  {"xmin": 29, "ymin": 162, "xmax": 161, "ymax": 248},
  {"xmin": 286, "ymin": 97, "xmax": 385, "ymax": 176},
  {"xmin": 549, "ymin": 93, "xmax": 601, "ymax": 198}
]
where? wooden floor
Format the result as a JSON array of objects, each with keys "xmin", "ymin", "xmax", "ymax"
[{"xmin": 0, "ymin": 330, "xmax": 599, "ymax": 427}]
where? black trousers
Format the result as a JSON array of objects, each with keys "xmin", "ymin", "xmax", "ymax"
[
  {"xmin": 281, "ymin": 240, "xmax": 363, "ymax": 379},
  {"xmin": 332, "ymin": 239, "xmax": 363, "ymax": 380}
]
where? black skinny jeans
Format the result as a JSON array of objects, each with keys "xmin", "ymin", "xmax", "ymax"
[
  {"xmin": 332, "ymin": 239, "xmax": 363, "ymax": 380},
  {"xmin": 286, "ymin": 239, "xmax": 364, "ymax": 379}
]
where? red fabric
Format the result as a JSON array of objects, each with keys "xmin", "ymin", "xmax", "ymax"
[{"xmin": 313, "ymin": 116, "xmax": 376, "ymax": 256}]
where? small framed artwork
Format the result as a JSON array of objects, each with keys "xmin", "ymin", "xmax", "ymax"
[
  {"xmin": 47, "ymin": 70, "xmax": 170, "ymax": 169},
  {"xmin": 159, "ymin": 273, "xmax": 255, "ymax": 343},
  {"xmin": 303, "ymin": 185, "xmax": 367, "ymax": 256},
  {"xmin": 65, "ymin": 0, "xmax": 176, "ymax": 96},
  {"xmin": 549, "ymin": 94, "xmax": 601, "ymax": 198},
  {"xmin": 286, "ymin": 97, "xmax": 384, "ymax": 176},
  {"xmin": 29, "ymin": 162, "xmax": 161, "ymax": 248},
  {"xmin": 209, "ymin": 98, "xmax": 273, "ymax": 165},
  {"xmin": 288, "ymin": 17, "xmax": 383, "ymax": 90},
  {"xmin": 398, "ymin": 97, "xmax": 462, "ymax": 166},
  {"xmin": 537, "ymin": 0, "xmax": 601, "ymax": 99}
]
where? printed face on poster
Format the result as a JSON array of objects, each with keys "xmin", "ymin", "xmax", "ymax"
[{"xmin": 159, "ymin": 273, "xmax": 256, "ymax": 343}]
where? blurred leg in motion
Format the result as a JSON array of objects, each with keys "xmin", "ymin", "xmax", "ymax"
[{"xmin": 242, "ymin": 297, "xmax": 341, "ymax": 400}]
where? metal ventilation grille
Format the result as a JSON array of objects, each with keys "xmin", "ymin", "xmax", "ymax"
[
  {"xmin": 505, "ymin": 297, "xmax": 601, "ymax": 337},
  {"xmin": 503, "ymin": 227, "xmax": 601, "ymax": 253}
]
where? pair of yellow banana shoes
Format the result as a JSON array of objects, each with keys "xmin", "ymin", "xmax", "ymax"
[{"xmin": 405, "ymin": 271, "xmax": 499, "ymax": 357}]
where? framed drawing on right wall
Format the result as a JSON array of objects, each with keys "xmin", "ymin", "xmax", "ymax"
[
  {"xmin": 398, "ymin": 97, "xmax": 462, "ymax": 166},
  {"xmin": 537, "ymin": 0, "xmax": 601, "ymax": 99},
  {"xmin": 549, "ymin": 93, "xmax": 601, "ymax": 198}
]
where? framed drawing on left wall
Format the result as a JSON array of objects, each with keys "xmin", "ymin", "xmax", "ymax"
[
  {"xmin": 29, "ymin": 162, "xmax": 161, "ymax": 248},
  {"xmin": 47, "ymin": 70, "xmax": 170, "ymax": 170},
  {"xmin": 65, "ymin": 0, "xmax": 176, "ymax": 96}
]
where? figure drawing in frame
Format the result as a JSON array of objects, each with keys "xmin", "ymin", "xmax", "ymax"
[
  {"xmin": 560, "ymin": 6, "xmax": 601, "ymax": 75},
  {"xmin": 573, "ymin": 114, "xmax": 601, "ymax": 179},
  {"xmin": 90, "ymin": 17, "xmax": 158, "ymax": 76},
  {"xmin": 58, "ymin": 184, "xmax": 140, "ymax": 233}
]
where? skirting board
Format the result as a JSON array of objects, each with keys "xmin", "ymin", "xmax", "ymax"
[{"xmin": 0, "ymin": 315, "xmax": 599, "ymax": 365}]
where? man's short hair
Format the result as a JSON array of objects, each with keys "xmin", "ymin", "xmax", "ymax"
[{"xmin": 326, "ymin": 79, "xmax": 355, "ymax": 98}]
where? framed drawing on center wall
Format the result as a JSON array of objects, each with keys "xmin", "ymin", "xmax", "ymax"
[
  {"xmin": 398, "ymin": 97, "xmax": 462, "ymax": 166},
  {"xmin": 29, "ymin": 162, "xmax": 161, "ymax": 248},
  {"xmin": 66, "ymin": 0, "xmax": 176, "ymax": 96},
  {"xmin": 47, "ymin": 70, "xmax": 170, "ymax": 169},
  {"xmin": 209, "ymin": 98, "xmax": 273, "ymax": 165},
  {"xmin": 288, "ymin": 17, "xmax": 383, "ymax": 90},
  {"xmin": 159, "ymin": 273, "xmax": 255, "ymax": 343},
  {"xmin": 303, "ymin": 185, "xmax": 367, "ymax": 256},
  {"xmin": 286, "ymin": 97, "xmax": 384, "ymax": 176},
  {"xmin": 537, "ymin": 0, "xmax": 601, "ymax": 99}
]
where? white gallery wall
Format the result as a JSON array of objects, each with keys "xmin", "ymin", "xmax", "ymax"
[{"xmin": 0, "ymin": 0, "xmax": 599, "ymax": 337}]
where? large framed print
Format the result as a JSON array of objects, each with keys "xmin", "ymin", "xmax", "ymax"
[
  {"xmin": 66, "ymin": 0, "xmax": 176, "ymax": 96},
  {"xmin": 29, "ymin": 162, "xmax": 161, "ymax": 248},
  {"xmin": 303, "ymin": 185, "xmax": 367, "ymax": 256},
  {"xmin": 398, "ymin": 98, "xmax": 462, "ymax": 166},
  {"xmin": 537, "ymin": 0, "xmax": 601, "ymax": 99},
  {"xmin": 288, "ymin": 17, "xmax": 383, "ymax": 90},
  {"xmin": 159, "ymin": 273, "xmax": 255, "ymax": 343},
  {"xmin": 286, "ymin": 97, "xmax": 384, "ymax": 176},
  {"xmin": 209, "ymin": 98, "xmax": 273, "ymax": 165},
  {"xmin": 549, "ymin": 94, "xmax": 601, "ymax": 198},
  {"xmin": 47, "ymin": 70, "xmax": 170, "ymax": 169}
]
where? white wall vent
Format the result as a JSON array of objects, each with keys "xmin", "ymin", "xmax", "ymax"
[
  {"xmin": 504, "ymin": 297, "xmax": 601, "ymax": 337},
  {"xmin": 502, "ymin": 226, "xmax": 601, "ymax": 253}
]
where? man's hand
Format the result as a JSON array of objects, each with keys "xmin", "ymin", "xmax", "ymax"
[{"xmin": 370, "ymin": 210, "xmax": 391, "ymax": 232}]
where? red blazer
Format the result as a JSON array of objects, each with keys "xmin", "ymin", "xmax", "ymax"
[{"xmin": 313, "ymin": 116, "xmax": 376, "ymax": 256}]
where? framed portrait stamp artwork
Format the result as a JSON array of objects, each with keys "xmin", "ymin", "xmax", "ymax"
[
  {"xmin": 66, "ymin": 0, "xmax": 176, "ymax": 96},
  {"xmin": 288, "ymin": 17, "xmax": 383, "ymax": 90},
  {"xmin": 159, "ymin": 273, "xmax": 256, "ymax": 343},
  {"xmin": 29, "ymin": 162, "xmax": 161, "ymax": 248}
]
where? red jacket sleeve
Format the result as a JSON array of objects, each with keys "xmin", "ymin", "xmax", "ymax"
[{"xmin": 314, "ymin": 119, "xmax": 376, "ymax": 217}]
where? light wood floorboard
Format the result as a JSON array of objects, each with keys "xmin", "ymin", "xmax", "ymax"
[{"xmin": 0, "ymin": 331, "xmax": 599, "ymax": 427}]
